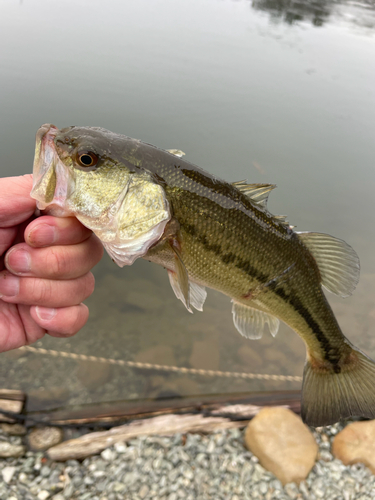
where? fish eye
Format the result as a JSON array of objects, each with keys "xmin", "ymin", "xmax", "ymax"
[{"xmin": 77, "ymin": 152, "xmax": 98, "ymax": 168}]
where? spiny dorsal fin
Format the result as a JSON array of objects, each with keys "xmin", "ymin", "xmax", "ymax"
[
  {"xmin": 273, "ymin": 214, "xmax": 289, "ymax": 224},
  {"xmin": 297, "ymin": 232, "xmax": 360, "ymax": 297},
  {"xmin": 232, "ymin": 181, "xmax": 290, "ymax": 226},
  {"xmin": 231, "ymin": 300, "xmax": 280, "ymax": 339},
  {"xmin": 232, "ymin": 181, "xmax": 276, "ymax": 208},
  {"xmin": 166, "ymin": 149, "xmax": 185, "ymax": 158}
]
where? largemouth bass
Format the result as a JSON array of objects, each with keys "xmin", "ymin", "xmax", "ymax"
[{"xmin": 31, "ymin": 124, "xmax": 375, "ymax": 427}]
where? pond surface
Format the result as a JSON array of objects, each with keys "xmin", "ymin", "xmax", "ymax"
[{"xmin": 1, "ymin": 0, "xmax": 374, "ymax": 411}]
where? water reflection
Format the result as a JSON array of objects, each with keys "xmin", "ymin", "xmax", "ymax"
[
  {"xmin": 252, "ymin": 0, "xmax": 375, "ymax": 29},
  {"xmin": 1, "ymin": 0, "xmax": 374, "ymax": 412}
]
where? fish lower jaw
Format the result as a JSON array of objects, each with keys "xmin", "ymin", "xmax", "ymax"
[{"xmin": 36, "ymin": 201, "xmax": 73, "ymax": 217}]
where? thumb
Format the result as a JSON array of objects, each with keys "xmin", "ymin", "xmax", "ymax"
[{"xmin": 0, "ymin": 175, "xmax": 36, "ymax": 227}]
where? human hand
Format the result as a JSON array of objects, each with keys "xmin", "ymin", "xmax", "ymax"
[{"xmin": 0, "ymin": 174, "xmax": 103, "ymax": 352}]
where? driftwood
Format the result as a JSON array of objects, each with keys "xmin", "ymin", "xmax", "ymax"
[
  {"xmin": 31, "ymin": 390, "xmax": 301, "ymax": 426},
  {"xmin": 47, "ymin": 412, "xmax": 247, "ymax": 461},
  {"xmin": 0, "ymin": 389, "xmax": 26, "ymax": 423},
  {"xmin": 47, "ymin": 398, "xmax": 299, "ymax": 461}
]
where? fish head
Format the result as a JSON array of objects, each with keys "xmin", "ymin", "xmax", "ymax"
[{"xmin": 31, "ymin": 124, "xmax": 171, "ymax": 266}]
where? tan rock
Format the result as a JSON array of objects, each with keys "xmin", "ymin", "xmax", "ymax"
[
  {"xmin": 0, "ymin": 423, "xmax": 27, "ymax": 435},
  {"xmin": 244, "ymin": 407, "xmax": 318, "ymax": 485},
  {"xmin": 332, "ymin": 420, "xmax": 375, "ymax": 473},
  {"xmin": 28, "ymin": 427, "xmax": 64, "ymax": 451},
  {"xmin": 0, "ymin": 441, "xmax": 25, "ymax": 458}
]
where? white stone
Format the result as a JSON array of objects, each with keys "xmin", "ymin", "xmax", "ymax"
[
  {"xmin": 2, "ymin": 466, "xmax": 16, "ymax": 484},
  {"xmin": 101, "ymin": 447, "xmax": 116, "ymax": 461},
  {"xmin": 37, "ymin": 491, "xmax": 50, "ymax": 500}
]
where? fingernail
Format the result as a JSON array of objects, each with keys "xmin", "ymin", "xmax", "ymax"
[
  {"xmin": 0, "ymin": 275, "xmax": 20, "ymax": 297},
  {"xmin": 6, "ymin": 248, "xmax": 31, "ymax": 274},
  {"xmin": 35, "ymin": 306, "xmax": 57, "ymax": 321},
  {"xmin": 28, "ymin": 224, "xmax": 57, "ymax": 247}
]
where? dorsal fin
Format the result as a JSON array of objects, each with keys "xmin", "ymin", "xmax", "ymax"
[
  {"xmin": 232, "ymin": 182, "xmax": 276, "ymax": 208},
  {"xmin": 232, "ymin": 181, "xmax": 290, "ymax": 226},
  {"xmin": 297, "ymin": 232, "xmax": 360, "ymax": 297},
  {"xmin": 272, "ymin": 214, "xmax": 289, "ymax": 224}
]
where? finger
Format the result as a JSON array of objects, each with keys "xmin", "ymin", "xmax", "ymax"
[
  {"xmin": 0, "ymin": 175, "xmax": 35, "ymax": 227},
  {"xmin": 25, "ymin": 216, "xmax": 93, "ymax": 248},
  {"xmin": 30, "ymin": 303, "xmax": 89, "ymax": 338},
  {"xmin": 0, "ymin": 302, "xmax": 45, "ymax": 352},
  {"xmin": 0, "ymin": 227, "xmax": 18, "ymax": 256},
  {"xmin": 0, "ymin": 271, "xmax": 95, "ymax": 307},
  {"xmin": 18, "ymin": 304, "xmax": 46, "ymax": 344},
  {"xmin": 5, "ymin": 234, "xmax": 103, "ymax": 279}
]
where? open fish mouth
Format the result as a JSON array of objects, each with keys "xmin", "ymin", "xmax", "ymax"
[{"xmin": 31, "ymin": 123, "xmax": 73, "ymax": 216}]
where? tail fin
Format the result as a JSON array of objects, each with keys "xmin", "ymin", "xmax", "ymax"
[{"xmin": 301, "ymin": 348, "xmax": 375, "ymax": 427}]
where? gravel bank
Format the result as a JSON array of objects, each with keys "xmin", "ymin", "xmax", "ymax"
[{"xmin": 1, "ymin": 424, "xmax": 375, "ymax": 500}]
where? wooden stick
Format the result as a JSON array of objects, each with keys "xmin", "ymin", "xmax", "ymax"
[{"xmin": 47, "ymin": 413, "xmax": 246, "ymax": 461}]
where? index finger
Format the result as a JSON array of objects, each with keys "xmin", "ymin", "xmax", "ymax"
[
  {"xmin": 25, "ymin": 216, "xmax": 93, "ymax": 247},
  {"xmin": 0, "ymin": 175, "xmax": 35, "ymax": 227}
]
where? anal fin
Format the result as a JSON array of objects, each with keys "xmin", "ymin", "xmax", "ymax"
[{"xmin": 231, "ymin": 300, "xmax": 280, "ymax": 339}]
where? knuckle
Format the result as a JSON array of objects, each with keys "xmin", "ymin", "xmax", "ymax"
[
  {"xmin": 66, "ymin": 305, "xmax": 88, "ymax": 336},
  {"xmin": 48, "ymin": 248, "xmax": 69, "ymax": 277},
  {"xmin": 82, "ymin": 272, "xmax": 95, "ymax": 299},
  {"xmin": 91, "ymin": 235, "xmax": 104, "ymax": 260},
  {"xmin": 30, "ymin": 278, "xmax": 53, "ymax": 304}
]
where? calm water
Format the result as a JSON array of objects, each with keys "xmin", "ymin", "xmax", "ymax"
[{"xmin": 1, "ymin": 0, "xmax": 374, "ymax": 411}]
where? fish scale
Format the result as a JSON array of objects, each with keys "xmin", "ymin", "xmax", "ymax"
[{"xmin": 31, "ymin": 124, "xmax": 375, "ymax": 427}]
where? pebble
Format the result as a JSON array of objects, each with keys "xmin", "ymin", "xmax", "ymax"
[
  {"xmin": 101, "ymin": 448, "xmax": 117, "ymax": 461},
  {"xmin": 0, "ymin": 422, "xmax": 375, "ymax": 498},
  {"xmin": 0, "ymin": 440, "xmax": 26, "ymax": 457},
  {"xmin": 0, "ymin": 423, "xmax": 27, "ymax": 436},
  {"xmin": 1, "ymin": 465, "xmax": 16, "ymax": 483},
  {"xmin": 38, "ymin": 491, "xmax": 50, "ymax": 500},
  {"xmin": 28, "ymin": 427, "xmax": 64, "ymax": 451}
]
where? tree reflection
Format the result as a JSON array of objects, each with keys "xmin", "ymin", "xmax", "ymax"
[{"xmin": 251, "ymin": 0, "xmax": 375, "ymax": 29}]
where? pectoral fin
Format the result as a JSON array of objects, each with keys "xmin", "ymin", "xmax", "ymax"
[{"xmin": 231, "ymin": 301, "xmax": 280, "ymax": 339}]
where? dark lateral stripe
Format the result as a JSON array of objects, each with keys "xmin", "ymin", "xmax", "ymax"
[
  {"xmin": 274, "ymin": 287, "xmax": 341, "ymax": 372},
  {"xmin": 183, "ymin": 222, "xmax": 268, "ymax": 284},
  {"xmin": 180, "ymin": 168, "xmax": 291, "ymax": 235},
  {"xmin": 181, "ymin": 169, "xmax": 239, "ymax": 200}
]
